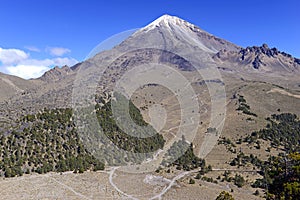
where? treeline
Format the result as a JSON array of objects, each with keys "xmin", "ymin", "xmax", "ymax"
[
  {"xmin": 243, "ymin": 113, "xmax": 300, "ymax": 152},
  {"xmin": 252, "ymin": 152, "xmax": 300, "ymax": 199},
  {"xmin": 162, "ymin": 138, "xmax": 206, "ymax": 171},
  {"xmin": 240, "ymin": 113, "xmax": 300, "ymax": 199},
  {"xmin": 0, "ymin": 108, "xmax": 104, "ymax": 177},
  {"xmin": 230, "ymin": 152, "xmax": 263, "ymax": 168},
  {"xmin": 236, "ymin": 95, "xmax": 257, "ymax": 117},
  {"xmin": 95, "ymin": 93, "xmax": 165, "ymax": 154},
  {"xmin": 0, "ymin": 93, "xmax": 165, "ymax": 177}
]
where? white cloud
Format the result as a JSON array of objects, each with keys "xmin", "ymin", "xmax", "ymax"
[
  {"xmin": 19, "ymin": 57, "xmax": 78, "ymax": 67},
  {"xmin": 52, "ymin": 57, "xmax": 78, "ymax": 66},
  {"xmin": 0, "ymin": 46, "xmax": 78, "ymax": 79},
  {"xmin": 4, "ymin": 57, "xmax": 78, "ymax": 79},
  {"xmin": 46, "ymin": 47, "xmax": 71, "ymax": 56},
  {"xmin": 6, "ymin": 65, "xmax": 50, "ymax": 79},
  {"xmin": 25, "ymin": 46, "xmax": 40, "ymax": 52},
  {"xmin": 0, "ymin": 47, "xmax": 29, "ymax": 64}
]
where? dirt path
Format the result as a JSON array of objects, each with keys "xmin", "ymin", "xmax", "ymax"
[
  {"xmin": 149, "ymin": 169, "xmax": 198, "ymax": 200},
  {"xmin": 108, "ymin": 167, "xmax": 139, "ymax": 200},
  {"xmin": 108, "ymin": 167, "xmax": 199, "ymax": 200},
  {"xmin": 267, "ymin": 88, "xmax": 300, "ymax": 99},
  {"xmin": 47, "ymin": 175, "xmax": 92, "ymax": 200}
]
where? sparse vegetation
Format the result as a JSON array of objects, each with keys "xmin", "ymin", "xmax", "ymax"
[
  {"xmin": 253, "ymin": 152, "xmax": 300, "ymax": 200},
  {"xmin": 230, "ymin": 152, "xmax": 263, "ymax": 168},
  {"xmin": 243, "ymin": 113, "xmax": 300, "ymax": 152},
  {"xmin": 234, "ymin": 174, "xmax": 245, "ymax": 188},
  {"xmin": 241, "ymin": 113, "xmax": 300, "ymax": 199},
  {"xmin": 189, "ymin": 178, "xmax": 195, "ymax": 184},
  {"xmin": 236, "ymin": 95, "xmax": 257, "ymax": 117},
  {"xmin": 162, "ymin": 138, "xmax": 206, "ymax": 171},
  {"xmin": 201, "ymin": 176, "xmax": 217, "ymax": 184},
  {"xmin": 218, "ymin": 137, "xmax": 236, "ymax": 153},
  {"xmin": 216, "ymin": 191, "xmax": 235, "ymax": 200}
]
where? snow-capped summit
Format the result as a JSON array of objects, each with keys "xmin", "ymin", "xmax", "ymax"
[
  {"xmin": 130, "ymin": 14, "xmax": 240, "ymax": 53},
  {"xmin": 139, "ymin": 14, "xmax": 204, "ymax": 34}
]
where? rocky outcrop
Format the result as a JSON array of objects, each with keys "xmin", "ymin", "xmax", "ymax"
[
  {"xmin": 39, "ymin": 65, "xmax": 74, "ymax": 82},
  {"xmin": 214, "ymin": 44, "xmax": 300, "ymax": 72}
]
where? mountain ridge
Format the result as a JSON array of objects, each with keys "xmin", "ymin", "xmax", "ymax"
[{"xmin": 213, "ymin": 43, "xmax": 300, "ymax": 72}]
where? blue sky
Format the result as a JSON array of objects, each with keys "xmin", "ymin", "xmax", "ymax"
[{"xmin": 0, "ymin": 0, "xmax": 299, "ymax": 78}]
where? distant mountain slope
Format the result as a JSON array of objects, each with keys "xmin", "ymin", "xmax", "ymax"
[
  {"xmin": 213, "ymin": 43, "xmax": 300, "ymax": 73},
  {"xmin": 0, "ymin": 72, "xmax": 36, "ymax": 102},
  {"xmin": 38, "ymin": 65, "xmax": 75, "ymax": 82}
]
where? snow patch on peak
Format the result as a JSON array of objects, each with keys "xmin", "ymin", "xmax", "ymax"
[
  {"xmin": 153, "ymin": 14, "xmax": 181, "ymax": 25},
  {"xmin": 140, "ymin": 14, "xmax": 204, "ymax": 33},
  {"xmin": 130, "ymin": 14, "xmax": 238, "ymax": 54}
]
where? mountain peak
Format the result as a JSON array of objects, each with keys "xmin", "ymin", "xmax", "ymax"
[
  {"xmin": 39, "ymin": 65, "xmax": 74, "ymax": 82},
  {"xmin": 153, "ymin": 14, "xmax": 181, "ymax": 23},
  {"xmin": 130, "ymin": 14, "xmax": 240, "ymax": 53},
  {"xmin": 141, "ymin": 14, "xmax": 203, "ymax": 33}
]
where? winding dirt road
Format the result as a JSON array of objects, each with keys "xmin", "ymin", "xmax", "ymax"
[{"xmin": 108, "ymin": 167, "xmax": 199, "ymax": 200}]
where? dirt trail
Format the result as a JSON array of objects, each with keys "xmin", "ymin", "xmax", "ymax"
[
  {"xmin": 149, "ymin": 169, "xmax": 198, "ymax": 200},
  {"xmin": 108, "ymin": 167, "xmax": 199, "ymax": 200},
  {"xmin": 48, "ymin": 175, "xmax": 92, "ymax": 200},
  {"xmin": 267, "ymin": 88, "xmax": 300, "ymax": 99},
  {"xmin": 108, "ymin": 167, "xmax": 139, "ymax": 200}
]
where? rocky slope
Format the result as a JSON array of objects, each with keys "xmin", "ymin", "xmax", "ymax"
[
  {"xmin": 0, "ymin": 72, "xmax": 36, "ymax": 101},
  {"xmin": 38, "ymin": 65, "xmax": 75, "ymax": 82},
  {"xmin": 213, "ymin": 43, "xmax": 300, "ymax": 73}
]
